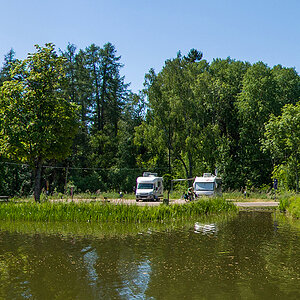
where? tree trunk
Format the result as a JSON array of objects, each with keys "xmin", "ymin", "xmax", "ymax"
[
  {"xmin": 187, "ymin": 150, "xmax": 193, "ymax": 179},
  {"xmin": 34, "ymin": 158, "xmax": 43, "ymax": 202},
  {"xmin": 295, "ymin": 154, "xmax": 299, "ymax": 193},
  {"xmin": 93, "ymin": 63, "xmax": 101, "ymax": 131},
  {"xmin": 100, "ymin": 65, "xmax": 107, "ymax": 131},
  {"xmin": 177, "ymin": 155, "xmax": 189, "ymax": 179},
  {"xmin": 64, "ymin": 163, "xmax": 69, "ymax": 194},
  {"xmin": 168, "ymin": 124, "xmax": 172, "ymax": 173}
]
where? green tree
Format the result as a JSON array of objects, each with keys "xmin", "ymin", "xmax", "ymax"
[
  {"xmin": 99, "ymin": 42, "xmax": 128, "ymax": 136},
  {"xmin": 57, "ymin": 42, "xmax": 130, "ymax": 193},
  {"xmin": 236, "ymin": 62, "xmax": 277, "ymax": 187},
  {"xmin": 60, "ymin": 44, "xmax": 93, "ymax": 192},
  {"xmin": 205, "ymin": 58, "xmax": 249, "ymax": 188},
  {"xmin": 113, "ymin": 92, "xmax": 145, "ymax": 191},
  {"xmin": 0, "ymin": 43, "xmax": 79, "ymax": 202},
  {"xmin": 236, "ymin": 62, "xmax": 300, "ymax": 188},
  {"xmin": 84, "ymin": 42, "xmax": 127, "ymax": 134},
  {"xmin": 135, "ymin": 50, "xmax": 211, "ymax": 180},
  {"xmin": 84, "ymin": 44, "xmax": 102, "ymax": 131},
  {"xmin": 263, "ymin": 102, "xmax": 300, "ymax": 191},
  {"xmin": 0, "ymin": 48, "xmax": 16, "ymax": 86},
  {"xmin": 0, "ymin": 49, "xmax": 31, "ymax": 197}
]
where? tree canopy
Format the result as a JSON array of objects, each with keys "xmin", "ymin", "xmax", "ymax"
[
  {"xmin": 1, "ymin": 44, "xmax": 300, "ymax": 197},
  {"xmin": 0, "ymin": 43, "xmax": 79, "ymax": 201},
  {"xmin": 263, "ymin": 102, "xmax": 300, "ymax": 191}
]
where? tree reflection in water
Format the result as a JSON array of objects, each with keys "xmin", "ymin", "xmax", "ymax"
[{"xmin": 0, "ymin": 212, "xmax": 299, "ymax": 299}]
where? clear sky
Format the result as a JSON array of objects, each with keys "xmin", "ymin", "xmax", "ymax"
[{"xmin": 1, "ymin": 0, "xmax": 300, "ymax": 93}]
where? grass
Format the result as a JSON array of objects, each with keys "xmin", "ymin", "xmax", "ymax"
[
  {"xmin": 0, "ymin": 197, "xmax": 237, "ymax": 223},
  {"xmin": 279, "ymin": 195, "xmax": 300, "ymax": 218}
]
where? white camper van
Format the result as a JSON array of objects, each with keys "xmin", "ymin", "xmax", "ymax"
[
  {"xmin": 136, "ymin": 172, "xmax": 163, "ymax": 202},
  {"xmin": 193, "ymin": 173, "xmax": 222, "ymax": 197}
]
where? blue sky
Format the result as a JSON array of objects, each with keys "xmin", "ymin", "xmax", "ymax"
[{"xmin": 1, "ymin": 0, "xmax": 300, "ymax": 93}]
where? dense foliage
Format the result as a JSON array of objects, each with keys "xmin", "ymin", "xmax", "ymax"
[
  {"xmin": 0, "ymin": 44, "xmax": 78, "ymax": 201},
  {"xmin": 1, "ymin": 44, "xmax": 300, "ymax": 197}
]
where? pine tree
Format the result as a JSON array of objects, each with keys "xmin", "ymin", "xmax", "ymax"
[{"xmin": 0, "ymin": 49, "xmax": 16, "ymax": 86}]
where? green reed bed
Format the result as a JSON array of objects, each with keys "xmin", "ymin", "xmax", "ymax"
[
  {"xmin": 279, "ymin": 195, "xmax": 300, "ymax": 219},
  {"xmin": 0, "ymin": 197, "xmax": 237, "ymax": 223}
]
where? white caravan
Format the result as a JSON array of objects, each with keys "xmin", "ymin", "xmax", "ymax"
[
  {"xmin": 136, "ymin": 172, "xmax": 163, "ymax": 202},
  {"xmin": 193, "ymin": 173, "xmax": 222, "ymax": 197}
]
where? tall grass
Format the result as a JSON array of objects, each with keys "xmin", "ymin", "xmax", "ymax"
[
  {"xmin": 0, "ymin": 197, "xmax": 236, "ymax": 223},
  {"xmin": 279, "ymin": 195, "xmax": 300, "ymax": 218}
]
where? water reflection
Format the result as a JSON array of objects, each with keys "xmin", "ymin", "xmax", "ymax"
[
  {"xmin": 0, "ymin": 212, "xmax": 299, "ymax": 299},
  {"xmin": 194, "ymin": 222, "xmax": 218, "ymax": 235},
  {"xmin": 82, "ymin": 246, "xmax": 98, "ymax": 285},
  {"xmin": 118, "ymin": 259, "xmax": 152, "ymax": 299}
]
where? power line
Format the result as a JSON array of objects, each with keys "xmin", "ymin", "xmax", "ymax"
[{"xmin": 0, "ymin": 161, "xmax": 166, "ymax": 171}]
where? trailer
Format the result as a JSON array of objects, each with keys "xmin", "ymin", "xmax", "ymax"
[
  {"xmin": 193, "ymin": 173, "xmax": 222, "ymax": 197},
  {"xmin": 135, "ymin": 172, "xmax": 163, "ymax": 202}
]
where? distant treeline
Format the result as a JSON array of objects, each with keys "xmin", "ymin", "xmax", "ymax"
[{"xmin": 0, "ymin": 44, "xmax": 300, "ymax": 198}]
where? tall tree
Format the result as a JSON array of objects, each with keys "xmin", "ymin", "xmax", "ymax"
[
  {"xmin": 60, "ymin": 43, "xmax": 77, "ymax": 103},
  {"xmin": 0, "ymin": 43, "xmax": 79, "ymax": 201},
  {"xmin": 135, "ymin": 50, "xmax": 210, "ymax": 179},
  {"xmin": 236, "ymin": 62, "xmax": 300, "ymax": 188},
  {"xmin": 204, "ymin": 58, "xmax": 250, "ymax": 188},
  {"xmin": 85, "ymin": 44, "xmax": 102, "ymax": 131},
  {"xmin": 98, "ymin": 42, "xmax": 127, "ymax": 135},
  {"xmin": 263, "ymin": 103, "xmax": 300, "ymax": 191},
  {"xmin": 0, "ymin": 49, "xmax": 16, "ymax": 85},
  {"xmin": 236, "ymin": 62, "xmax": 277, "ymax": 187}
]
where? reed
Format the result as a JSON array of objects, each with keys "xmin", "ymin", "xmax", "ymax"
[
  {"xmin": 0, "ymin": 197, "xmax": 237, "ymax": 223},
  {"xmin": 289, "ymin": 199, "xmax": 300, "ymax": 218},
  {"xmin": 286, "ymin": 197, "xmax": 300, "ymax": 218},
  {"xmin": 279, "ymin": 195, "xmax": 300, "ymax": 219}
]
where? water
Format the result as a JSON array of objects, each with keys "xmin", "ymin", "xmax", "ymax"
[{"xmin": 0, "ymin": 211, "xmax": 299, "ymax": 299}]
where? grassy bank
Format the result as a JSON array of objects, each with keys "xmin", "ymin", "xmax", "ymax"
[
  {"xmin": 279, "ymin": 196, "xmax": 300, "ymax": 218},
  {"xmin": 0, "ymin": 197, "xmax": 236, "ymax": 223}
]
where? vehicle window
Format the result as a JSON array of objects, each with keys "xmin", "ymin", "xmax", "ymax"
[
  {"xmin": 138, "ymin": 183, "xmax": 154, "ymax": 189},
  {"xmin": 195, "ymin": 182, "xmax": 214, "ymax": 191}
]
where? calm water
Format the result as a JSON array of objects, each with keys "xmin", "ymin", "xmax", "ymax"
[{"xmin": 0, "ymin": 211, "xmax": 299, "ymax": 300}]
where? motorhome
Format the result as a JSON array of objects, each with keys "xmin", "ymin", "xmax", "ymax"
[
  {"xmin": 193, "ymin": 173, "xmax": 222, "ymax": 197},
  {"xmin": 136, "ymin": 172, "xmax": 163, "ymax": 202}
]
